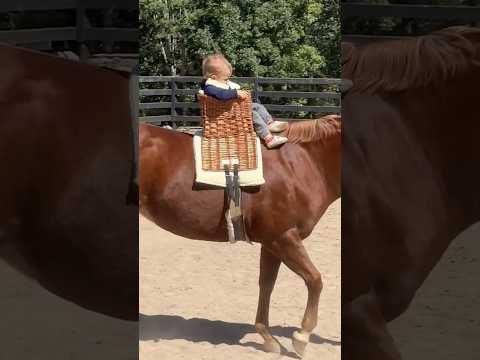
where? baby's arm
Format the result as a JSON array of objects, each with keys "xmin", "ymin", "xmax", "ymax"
[{"xmin": 204, "ymin": 84, "xmax": 238, "ymax": 100}]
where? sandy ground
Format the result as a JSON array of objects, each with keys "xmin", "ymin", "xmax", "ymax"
[
  {"xmin": 389, "ymin": 222, "xmax": 480, "ymax": 359},
  {"xmin": 1, "ymin": 201, "xmax": 477, "ymax": 359},
  {"xmin": 140, "ymin": 200, "xmax": 341, "ymax": 360},
  {"xmin": 0, "ymin": 259, "xmax": 137, "ymax": 360}
]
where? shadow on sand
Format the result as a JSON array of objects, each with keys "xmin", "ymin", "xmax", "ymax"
[{"xmin": 140, "ymin": 313, "xmax": 340, "ymax": 358}]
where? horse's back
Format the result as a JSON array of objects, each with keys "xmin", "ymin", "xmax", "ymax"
[{"xmin": 139, "ymin": 124, "xmax": 193, "ymax": 167}]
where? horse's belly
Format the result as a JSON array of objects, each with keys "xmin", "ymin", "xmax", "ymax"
[{"xmin": 141, "ymin": 190, "xmax": 229, "ymax": 242}]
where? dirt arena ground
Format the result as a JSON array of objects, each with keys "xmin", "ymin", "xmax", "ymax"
[
  {"xmin": 0, "ymin": 260, "xmax": 137, "ymax": 360},
  {"xmin": 1, "ymin": 206, "xmax": 478, "ymax": 359},
  {"xmin": 140, "ymin": 200, "xmax": 341, "ymax": 360},
  {"xmin": 390, "ymin": 222, "xmax": 480, "ymax": 359}
]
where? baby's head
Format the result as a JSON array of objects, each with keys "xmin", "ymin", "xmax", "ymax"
[{"xmin": 202, "ymin": 54, "xmax": 233, "ymax": 83}]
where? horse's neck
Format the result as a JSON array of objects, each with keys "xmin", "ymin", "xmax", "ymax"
[
  {"xmin": 397, "ymin": 77, "xmax": 480, "ymax": 230},
  {"xmin": 302, "ymin": 136, "xmax": 341, "ymax": 196}
]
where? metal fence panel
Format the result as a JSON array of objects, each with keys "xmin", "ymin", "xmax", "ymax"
[
  {"xmin": 139, "ymin": 76, "xmax": 342, "ymax": 124},
  {"xmin": 0, "ymin": 1, "xmax": 138, "ymax": 59}
]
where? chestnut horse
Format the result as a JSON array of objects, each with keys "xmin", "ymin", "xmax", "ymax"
[
  {"xmin": 342, "ymin": 27, "xmax": 480, "ymax": 359},
  {"xmin": 0, "ymin": 44, "xmax": 137, "ymax": 320},
  {"xmin": 139, "ymin": 115, "xmax": 340, "ymax": 356}
]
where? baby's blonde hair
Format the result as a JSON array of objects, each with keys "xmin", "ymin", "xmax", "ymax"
[{"xmin": 202, "ymin": 54, "xmax": 232, "ymax": 79}]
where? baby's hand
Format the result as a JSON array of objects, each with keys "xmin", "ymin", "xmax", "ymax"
[{"xmin": 237, "ymin": 90, "xmax": 250, "ymax": 99}]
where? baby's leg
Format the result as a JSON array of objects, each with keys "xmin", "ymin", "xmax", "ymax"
[
  {"xmin": 252, "ymin": 103, "xmax": 273, "ymax": 124},
  {"xmin": 252, "ymin": 102, "xmax": 288, "ymax": 133},
  {"xmin": 252, "ymin": 105, "xmax": 288, "ymax": 149},
  {"xmin": 252, "ymin": 111, "xmax": 271, "ymax": 139}
]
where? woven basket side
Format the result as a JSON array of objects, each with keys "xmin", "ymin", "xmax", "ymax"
[{"xmin": 199, "ymin": 92, "xmax": 257, "ymax": 171}]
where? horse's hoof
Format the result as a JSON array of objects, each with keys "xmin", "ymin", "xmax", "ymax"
[
  {"xmin": 263, "ymin": 339, "xmax": 281, "ymax": 354},
  {"xmin": 292, "ymin": 330, "xmax": 310, "ymax": 358}
]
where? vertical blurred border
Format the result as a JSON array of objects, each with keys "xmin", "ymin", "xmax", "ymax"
[
  {"xmin": 0, "ymin": 2, "xmax": 139, "ymax": 360},
  {"xmin": 341, "ymin": 1, "xmax": 480, "ymax": 359}
]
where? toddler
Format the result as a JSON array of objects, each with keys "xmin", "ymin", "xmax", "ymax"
[{"xmin": 200, "ymin": 54, "xmax": 288, "ymax": 148}]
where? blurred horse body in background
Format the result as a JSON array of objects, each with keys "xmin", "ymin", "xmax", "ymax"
[
  {"xmin": 0, "ymin": 44, "xmax": 138, "ymax": 320},
  {"xmin": 342, "ymin": 27, "xmax": 480, "ymax": 359}
]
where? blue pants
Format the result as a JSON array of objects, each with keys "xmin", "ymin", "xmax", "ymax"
[{"xmin": 252, "ymin": 103, "xmax": 272, "ymax": 139}]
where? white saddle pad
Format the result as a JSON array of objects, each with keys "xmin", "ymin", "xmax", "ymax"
[{"xmin": 193, "ymin": 132, "xmax": 265, "ymax": 187}]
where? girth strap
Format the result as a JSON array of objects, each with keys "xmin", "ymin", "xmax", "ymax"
[
  {"xmin": 233, "ymin": 164, "xmax": 240, "ymax": 207},
  {"xmin": 223, "ymin": 161, "xmax": 247, "ymax": 243}
]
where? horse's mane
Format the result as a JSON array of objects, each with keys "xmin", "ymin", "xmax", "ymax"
[
  {"xmin": 342, "ymin": 26, "xmax": 480, "ymax": 94},
  {"xmin": 284, "ymin": 115, "xmax": 341, "ymax": 144}
]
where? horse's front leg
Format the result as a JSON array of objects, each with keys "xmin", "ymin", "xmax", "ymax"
[
  {"xmin": 343, "ymin": 292, "xmax": 402, "ymax": 360},
  {"xmin": 255, "ymin": 245, "xmax": 282, "ymax": 353},
  {"xmin": 272, "ymin": 228, "xmax": 323, "ymax": 357}
]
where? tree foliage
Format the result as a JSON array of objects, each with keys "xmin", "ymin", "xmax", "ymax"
[{"xmin": 140, "ymin": 0, "xmax": 340, "ymax": 77}]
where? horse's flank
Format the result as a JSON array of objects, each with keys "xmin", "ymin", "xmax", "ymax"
[{"xmin": 0, "ymin": 44, "xmax": 137, "ymax": 320}]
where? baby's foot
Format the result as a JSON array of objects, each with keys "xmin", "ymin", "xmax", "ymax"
[
  {"xmin": 268, "ymin": 120, "xmax": 289, "ymax": 132},
  {"xmin": 265, "ymin": 134, "xmax": 288, "ymax": 148}
]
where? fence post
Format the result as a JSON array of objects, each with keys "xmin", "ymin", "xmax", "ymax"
[
  {"xmin": 76, "ymin": 0, "xmax": 89, "ymax": 62},
  {"xmin": 170, "ymin": 78, "xmax": 177, "ymax": 128},
  {"xmin": 104, "ymin": 6, "xmax": 115, "ymax": 53},
  {"xmin": 473, "ymin": 0, "xmax": 480, "ymax": 28},
  {"xmin": 253, "ymin": 76, "xmax": 260, "ymax": 103}
]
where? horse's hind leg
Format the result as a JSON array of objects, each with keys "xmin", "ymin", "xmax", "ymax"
[
  {"xmin": 273, "ymin": 229, "xmax": 323, "ymax": 357},
  {"xmin": 255, "ymin": 245, "xmax": 282, "ymax": 353}
]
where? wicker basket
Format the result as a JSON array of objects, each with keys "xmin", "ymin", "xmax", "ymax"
[{"xmin": 198, "ymin": 92, "xmax": 258, "ymax": 171}]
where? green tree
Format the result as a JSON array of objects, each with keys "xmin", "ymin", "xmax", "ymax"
[{"xmin": 140, "ymin": 0, "xmax": 341, "ymax": 77}]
